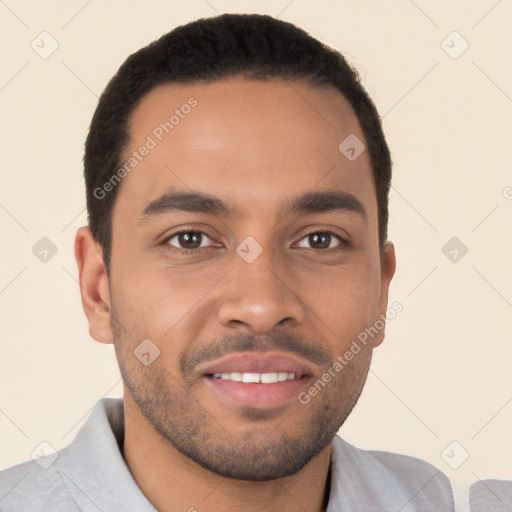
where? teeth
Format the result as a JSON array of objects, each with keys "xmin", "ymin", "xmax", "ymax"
[
  {"xmin": 212, "ymin": 372, "xmax": 297, "ymax": 383},
  {"xmin": 260, "ymin": 372, "xmax": 278, "ymax": 384},
  {"xmin": 242, "ymin": 372, "xmax": 260, "ymax": 383},
  {"xmin": 277, "ymin": 372, "xmax": 289, "ymax": 382}
]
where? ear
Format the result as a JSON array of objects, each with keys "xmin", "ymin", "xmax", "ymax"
[
  {"xmin": 74, "ymin": 226, "xmax": 113, "ymax": 344},
  {"xmin": 372, "ymin": 241, "xmax": 397, "ymax": 348}
]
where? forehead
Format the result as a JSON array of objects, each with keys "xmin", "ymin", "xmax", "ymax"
[{"xmin": 114, "ymin": 77, "xmax": 376, "ymax": 223}]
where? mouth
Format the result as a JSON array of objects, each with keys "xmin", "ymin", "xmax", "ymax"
[
  {"xmin": 208, "ymin": 371, "xmax": 298, "ymax": 383},
  {"xmin": 198, "ymin": 352, "xmax": 315, "ymax": 409}
]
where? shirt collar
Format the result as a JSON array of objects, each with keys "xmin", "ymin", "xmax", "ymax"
[
  {"xmin": 58, "ymin": 397, "xmax": 441, "ymax": 512},
  {"xmin": 57, "ymin": 398, "xmax": 156, "ymax": 511}
]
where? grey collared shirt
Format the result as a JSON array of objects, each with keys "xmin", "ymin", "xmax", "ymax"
[
  {"xmin": 469, "ymin": 479, "xmax": 512, "ymax": 511},
  {"xmin": 0, "ymin": 398, "xmax": 454, "ymax": 511}
]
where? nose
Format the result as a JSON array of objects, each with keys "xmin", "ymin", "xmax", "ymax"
[{"xmin": 217, "ymin": 252, "xmax": 306, "ymax": 334}]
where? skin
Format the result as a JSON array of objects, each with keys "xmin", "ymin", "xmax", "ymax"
[{"xmin": 75, "ymin": 77, "xmax": 396, "ymax": 512}]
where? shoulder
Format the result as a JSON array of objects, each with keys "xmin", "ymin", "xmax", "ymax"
[
  {"xmin": 469, "ymin": 479, "xmax": 512, "ymax": 511},
  {"xmin": 0, "ymin": 398, "xmax": 123, "ymax": 512},
  {"xmin": 329, "ymin": 436, "xmax": 455, "ymax": 511},
  {"xmin": 0, "ymin": 451, "xmax": 79, "ymax": 512}
]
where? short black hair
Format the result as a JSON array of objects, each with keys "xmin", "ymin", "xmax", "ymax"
[{"xmin": 84, "ymin": 13, "xmax": 391, "ymax": 276}]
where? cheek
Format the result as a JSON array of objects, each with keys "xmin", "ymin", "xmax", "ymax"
[
  {"xmin": 110, "ymin": 263, "xmax": 226, "ymax": 340},
  {"xmin": 303, "ymin": 262, "xmax": 382, "ymax": 339},
  {"xmin": 110, "ymin": 243, "xmax": 382, "ymax": 355}
]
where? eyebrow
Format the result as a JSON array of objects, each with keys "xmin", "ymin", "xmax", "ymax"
[{"xmin": 138, "ymin": 187, "xmax": 366, "ymax": 223}]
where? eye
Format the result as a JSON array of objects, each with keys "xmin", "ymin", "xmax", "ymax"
[
  {"xmin": 161, "ymin": 228, "xmax": 347, "ymax": 255},
  {"xmin": 163, "ymin": 230, "xmax": 215, "ymax": 251},
  {"xmin": 296, "ymin": 230, "xmax": 345, "ymax": 251}
]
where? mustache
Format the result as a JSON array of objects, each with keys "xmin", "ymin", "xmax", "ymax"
[{"xmin": 180, "ymin": 331, "xmax": 331, "ymax": 378}]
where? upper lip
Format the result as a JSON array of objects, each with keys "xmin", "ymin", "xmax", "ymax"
[{"xmin": 198, "ymin": 351, "xmax": 315, "ymax": 379}]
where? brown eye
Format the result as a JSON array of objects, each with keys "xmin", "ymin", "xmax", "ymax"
[
  {"xmin": 165, "ymin": 231, "xmax": 212, "ymax": 250},
  {"xmin": 296, "ymin": 231, "xmax": 343, "ymax": 250}
]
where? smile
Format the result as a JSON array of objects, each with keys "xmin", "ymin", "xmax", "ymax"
[{"xmin": 211, "ymin": 372, "xmax": 297, "ymax": 383}]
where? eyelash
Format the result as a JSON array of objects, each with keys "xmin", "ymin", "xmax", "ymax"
[{"xmin": 161, "ymin": 228, "xmax": 348, "ymax": 255}]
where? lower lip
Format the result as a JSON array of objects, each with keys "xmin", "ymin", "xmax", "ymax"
[{"xmin": 203, "ymin": 376, "xmax": 311, "ymax": 409}]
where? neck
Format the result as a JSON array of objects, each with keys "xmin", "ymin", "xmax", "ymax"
[{"xmin": 122, "ymin": 394, "xmax": 333, "ymax": 512}]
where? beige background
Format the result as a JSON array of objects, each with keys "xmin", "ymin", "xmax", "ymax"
[{"xmin": 1, "ymin": 1, "xmax": 511, "ymax": 510}]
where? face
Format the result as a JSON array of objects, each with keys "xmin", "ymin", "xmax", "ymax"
[{"xmin": 88, "ymin": 77, "xmax": 395, "ymax": 480}]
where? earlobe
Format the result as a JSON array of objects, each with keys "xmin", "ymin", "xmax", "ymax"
[
  {"xmin": 74, "ymin": 226, "xmax": 114, "ymax": 344},
  {"xmin": 373, "ymin": 241, "xmax": 397, "ymax": 348}
]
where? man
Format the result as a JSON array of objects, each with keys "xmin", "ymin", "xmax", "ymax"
[{"xmin": 0, "ymin": 13, "xmax": 454, "ymax": 511}]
